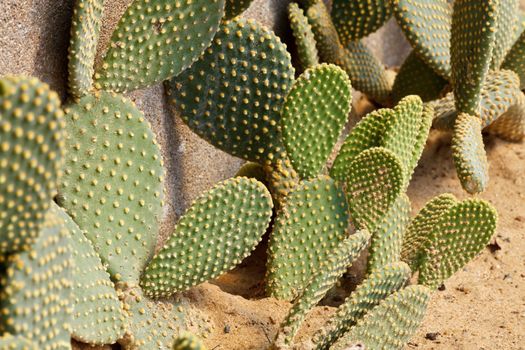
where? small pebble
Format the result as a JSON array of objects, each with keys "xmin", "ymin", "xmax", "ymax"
[
  {"xmin": 425, "ymin": 332, "xmax": 440, "ymax": 341},
  {"xmin": 224, "ymin": 325, "xmax": 231, "ymax": 334}
]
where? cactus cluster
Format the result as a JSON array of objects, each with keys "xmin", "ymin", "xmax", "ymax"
[{"xmin": 0, "ymin": 0, "xmax": 507, "ymax": 349}]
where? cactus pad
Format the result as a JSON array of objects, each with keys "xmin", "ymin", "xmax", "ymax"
[
  {"xmin": 58, "ymin": 91, "xmax": 164, "ymax": 284},
  {"xmin": 502, "ymin": 30, "xmax": 525, "ymax": 89},
  {"xmin": 224, "ymin": 0, "xmax": 254, "ymax": 20},
  {"xmin": 401, "ymin": 194, "xmax": 457, "ymax": 272},
  {"xmin": 273, "ymin": 231, "xmax": 371, "ymax": 348},
  {"xmin": 367, "ymin": 194, "xmax": 411, "ymax": 273},
  {"xmin": 331, "ymin": 285, "xmax": 431, "ymax": 350},
  {"xmin": 95, "ymin": 0, "xmax": 225, "ymax": 92},
  {"xmin": 313, "ymin": 262, "xmax": 411, "ymax": 350},
  {"xmin": 288, "ymin": 2, "xmax": 320, "ymax": 71},
  {"xmin": 345, "ymin": 147, "xmax": 404, "ymax": 232},
  {"xmin": 419, "ymin": 199, "xmax": 497, "ymax": 288},
  {"xmin": 392, "ymin": 0, "xmax": 452, "ymax": 79},
  {"xmin": 331, "ymin": 0, "xmax": 392, "ymax": 44},
  {"xmin": 0, "ymin": 76, "xmax": 66, "ymax": 254},
  {"xmin": 392, "ymin": 51, "xmax": 448, "ymax": 103},
  {"xmin": 266, "ymin": 176, "xmax": 350, "ymax": 301},
  {"xmin": 282, "ymin": 64, "xmax": 352, "ymax": 178},
  {"xmin": 451, "ymin": 0, "xmax": 499, "ymax": 115},
  {"xmin": 67, "ymin": 0, "xmax": 104, "ymax": 99},
  {"xmin": 0, "ymin": 206, "xmax": 72, "ymax": 350},
  {"xmin": 491, "ymin": 0, "xmax": 519, "ymax": 69},
  {"xmin": 172, "ymin": 333, "xmax": 207, "ymax": 350},
  {"xmin": 485, "ymin": 94, "xmax": 525, "ymax": 142},
  {"xmin": 55, "ymin": 203, "xmax": 126, "ymax": 345},
  {"xmin": 263, "ymin": 154, "xmax": 300, "ymax": 206},
  {"xmin": 452, "ymin": 113, "xmax": 489, "ymax": 194},
  {"xmin": 166, "ymin": 18, "xmax": 294, "ymax": 164},
  {"xmin": 306, "ymin": 0, "xmax": 343, "ymax": 64},
  {"xmin": 141, "ymin": 177, "xmax": 273, "ymax": 298},
  {"xmin": 0, "ymin": 335, "xmax": 36, "ymax": 350}
]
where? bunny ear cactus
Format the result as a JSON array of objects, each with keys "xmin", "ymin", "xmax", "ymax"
[
  {"xmin": 312, "ymin": 262, "xmax": 411, "ymax": 350},
  {"xmin": 140, "ymin": 177, "xmax": 273, "ymax": 298},
  {"xmin": 0, "ymin": 335, "xmax": 37, "ymax": 350},
  {"xmin": 330, "ymin": 285, "xmax": 431, "ymax": 350},
  {"xmin": 485, "ymin": 94, "xmax": 525, "ymax": 142},
  {"xmin": 172, "ymin": 333, "xmax": 208, "ymax": 350},
  {"xmin": 0, "ymin": 76, "xmax": 66, "ymax": 255},
  {"xmin": 0, "ymin": 205, "xmax": 73, "ymax": 350},
  {"xmin": 67, "ymin": 0, "xmax": 104, "ymax": 99},
  {"xmin": 166, "ymin": 18, "xmax": 295, "ymax": 165},
  {"xmin": 272, "ymin": 231, "xmax": 371, "ymax": 349},
  {"xmin": 502, "ymin": 30, "xmax": 525, "ymax": 89},
  {"xmin": 491, "ymin": 0, "xmax": 519, "ymax": 69},
  {"xmin": 58, "ymin": 91, "xmax": 164, "ymax": 284},
  {"xmin": 282, "ymin": 64, "xmax": 352, "ymax": 179},
  {"xmin": 94, "ymin": 0, "xmax": 226, "ymax": 93},
  {"xmin": 288, "ymin": 2, "xmax": 320, "ymax": 71},
  {"xmin": 224, "ymin": 0, "xmax": 254, "ymax": 20}
]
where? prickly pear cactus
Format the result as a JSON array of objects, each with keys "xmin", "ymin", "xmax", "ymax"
[
  {"xmin": 0, "ymin": 335, "xmax": 36, "ymax": 350},
  {"xmin": 306, "ymin": 0, "xmax": 343, "ymax": 64},
  {"xmin": 141, "ymin": 177, "xmax": 273, "ymax": 298},
  {"xmin": 166, "ymin": 18, "xmax": 294, "ymax": 165},
  {"xmin": 491, "ymin": 0, "xmax": 519, "ymax": 69},
  {"xmin": 282, "ymin": 64, "xmax": 352, "ymax": 179},
  {"xmin": 95, "ymin": 0, "xmax": 226, "ymax": 92},
  {"xmin": 224, "ymin": 0, "xmax": 254, "ymax": 20},
  {"xmin": 58, "ymin": 91, "xmax": 164, "ymax": 284},
  {"xmin": 288, "ymin": 2, "xmax": 320, "ymax": 71},
  {"xmin": 266, "ymin": 176, "xmax": 350, "ymax": 300},
  {"xmin": 485, "ymin": 94, "xmax": 525, "ymax": 142},
  {"xmin": 502, "ymin": 30, "xmax": 525, "ymax": 89},
  {"xmin": 0, "ymin": 76, "xmax": 66, "ymax": 254},
  {"xmin": 172, "ymin": 333, "xmax": 208, "ymax": 350}
]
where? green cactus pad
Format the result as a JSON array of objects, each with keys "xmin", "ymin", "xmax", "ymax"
[
  {"xmin": 224, "ymin": 0, "xmax": 254, "ymax": 20},
  {"xmin": 288, "ymin": 2, "xmax": 320, "ymax": 71},
  {"xmin": 392, "ymin": 51, "xmax": 448, "ymax": 103},
  {"xmin": 331, "ymin": 0, "xmax": 392, "ymax": 44},
  {"xmin": 392, "ymin": 0, "xmax": 452, "ymax": 79},
  {"xmin": 401, "ymin": 194, "xmax": 457, "ymax": 272},
  {"xmin": 172, "ymin": 333, "xmax": 207, "ymax": 350},
  {"xmin": 67, "ymin": 0, "xmax": 104, "ymax": 99},
  {"xmin": 95, "ymin": 0, "xmax": 225, "ymax": 92},
  {"xmin": 452, "ymin": 113, "xmax": 489, "ymax": 194},
  {"xmin": 336, "ymin": 41, "xmax": 392, "ymax": 105},
  {"xmin": 166, "ymin": 18, "xmax": 294, "ymax": 164},
  {"xmin": 0, "ymin": 76, "xmax": 66, "ymax": 254},
  {"xmin": 306, "ymin": 0, "xmax": 343, "ymax": 64},
  {"xmin": 491, "ymin": 0, "xmax": 519, "ymax": 69},
  {"xmin": 58, "ymin": 91, "xmax": 164, "ymax": 284},
  {"xmin": 0, "ymin": 335, "xmax": 36, "ymax": 350},
  {"xmin": 345, "ymin": 147, "xmax": 404, "ymax": 232},
  {"xmin": 0, "ymin": 206, "xmax": 72, "ymax": 350},
  {"xmin": 282, "ymin": 64, "xmax": 352, "ymax": 179},
  {"xmin": 313, "ymin": 262, "xmax": 411, "ymax": 350},
  {"xmin": 272, "ymin": 231, "xmax": 370, "ymax": 348},
  {"xmin": 367, "ymin": 194, "xmax": 411, "ymax": 273},
  {"xmin": 502, "ymin": 30, "xmax": 525, "ymax": 89},
  {"xmin": 330, "ymin": 285, "xmax": 431, "ymax": 350},
  {"xmin": 330, "ymin": 109, "xmax": 390, "ymax": 182},
  {"xmin": 141, "ymin": 177, "xmax": 273, "ymax": 298},
  {"xmin": 406, "ymin": 104, "xmax": 434, "ymax": 182},
  {"xmin": 54, "ymin": 203, "xmax": 126, "ymax": 345},
  {"xmin": 266, "ymin": 176, "xmax": 350, "ymax": 301},
  {"xmin": 263, "ymin": 154, "xmax": 300, "ymax": 206},
  {"xmin": 419, "ymin": 199, "xmax": 497, "ymax": 288},
  {"xmin": 433, "ymin": 69, "xmax": 521, "ymax": 130},
  {"xmin": 119, "ymin": 287, "xmax": 188, "ymax": 350},
  {"xmin": 485, "ymin": 94, "xmax": 525, "ymax": 142},
  {"xmin": 451, "ymin": 0, "xmax": 499, "ymax": 115}
]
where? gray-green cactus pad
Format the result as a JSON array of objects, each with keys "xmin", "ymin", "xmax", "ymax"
[
  {"xmin": 266, "ymin": 176, "xmax": 350, "ymax": 301},
  {"xmin": 0, "ymin": 206, "xmax": 73, "ymax": 350},
  {"xmin": 58, "ymin": 91, "xmax": 164, "ymax": 284},
  {"xmin": 485, "ymin": 93, "xmax": 525, "ymax": 142},
  {"xmin": 288, "ymin": 2, "xmax": 320, "ymax": 71},
  {"xmin": 0, "ymin": 334, "xmax": 37, "ymax": 350},
  {"xmin": 491, "ymin": 0, "xmax": 520, "ymax": 69},
  {"xmin": 502, "ymin": 30, "xmax": 525, "ymax": 89},
  {"xmin": 0, "ymin": 76, "xmax": 66, "ymax": 254},
  {"xmin": 166, "ymin": 18, "xmax": 294, "ymax": 165},
  {"xmin": 141, "ymin": 177, "xmax": 273, "ymax": 298}
]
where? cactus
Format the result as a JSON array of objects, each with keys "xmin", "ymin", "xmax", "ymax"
[
  {"xmin": 312, "ymin": 262, "xmax": 411, "ymax": 350},
  {"xmin": 392, "ymin": 51, "xmax": 448, "ymax": 103},
  {"xmin": 166, "ymin": 18, "xmax": 295, "ymax": 165},
  {"xmin": 67, "ymin": 0, "xmax": 104, "ymax": 99},
  {"xmin": 224, "ymin": 0, "xmax": 254, "ymax": 20},
  {"xmin": 58, "ymin": 91, "xmax": 164, "ymax": 284},
  {"xmin": 266, "ymin": 176, "xmax": 350, "ymax": 301},
  {"xmin": 95, "ymin": 0, "xmax": 226, "ymax": 92},
  {"xmin": 55, "ymin": 202, "xmax": 126, "ymax": 345},
  {"xmin": 141, "ymin": 177, "xmax": 273, "ymax": 298},
  {"xmin": 0, "ymin": 76, "xmax": 66, "ymax": 255},
  {"xmin": 288, "ymin": 2, "xmax": 320, "ymax": 71},
  {"xmin": 305, "ymin": 0, "xmax": 343, "ymax": 64},
  {"xmin": 172, "ymin": 333, "xmax": 208, "ymax": 350},
  {"xmin": 263, "ymin": 154, "xmax": 301, "ymax": 205},
  {"xmin": 491, "ymin": 0, "xmax": 520, "ymax": 69},
  {"xmin": 0, "ymin": 335, "xmax": 36, "ymax": 350},
  {"xmin": 272, "ymin": 231, "xmax": 371, "ymax": 348},
  {"xmin": 282, "ymin": 64, "xmax": 352, "ymax": 179},
  {"xmin": 330, "ymin": 285, "xmax": 431, "ymax": 350},
  {"xmin": 331, "ymin": 0, "xmax": 392, "ymax": 44},
  {"xmin": 0, "ymin": 205, "xmax": 73, "ymax": 350},
  {"xmin": 451, "ymin": 114, "xmax": 489, "ymax": 194},
  {"xmin": 502, "ymin": 30, "xmax": 525, "ymax": 89},
  {"xmin": 485, "ymin": 93, "xmax": 525, "ymax": 142}
]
